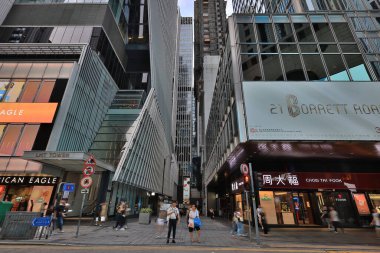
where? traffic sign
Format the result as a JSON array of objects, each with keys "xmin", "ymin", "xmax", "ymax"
[
  {"xmin": 63, "ymin": 183, "xmax": 75, "ymax": 192},
  {"xmin": 82, "ymin": 165, "xmax": 95, "ymax": 176},
  {"xmin": 240, "ymin": 163, "xmax": 249, "ymax": 175},
  {"xmin": 80, "ymin": 176, "xmax": 93, "ymax": 188},
  {"xmin": 32, "ymin": 217, "xmax": 51, "ymax": 227},
  {"xmin": 81, "ymin": 188, "xmax": 89, "ymax": 194},
  {"xmin": 85, "ymin": 155, "xmax": 96, "ymax": 165}
]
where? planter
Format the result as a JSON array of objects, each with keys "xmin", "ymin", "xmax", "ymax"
[{"xmin": 138, "ymin": 212, "xmax": 151, "ymax": 224}]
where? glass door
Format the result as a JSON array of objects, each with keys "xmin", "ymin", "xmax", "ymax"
[{"xmin": 292, "ymin": 192, "xmax": 315, "ymax": 225}]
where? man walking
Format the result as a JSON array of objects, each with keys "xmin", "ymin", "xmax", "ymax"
[{"xmin": 166, "ymin": 201, "xmax": 180, "ymax": 243}]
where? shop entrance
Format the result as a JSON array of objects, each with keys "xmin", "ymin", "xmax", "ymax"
[{"xmin": 292, "ymin": 192, "xmax": 315, "ymax": 225}]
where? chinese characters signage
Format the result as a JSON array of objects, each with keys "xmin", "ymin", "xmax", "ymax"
[
  {"xmin": 257, "ymin": 172, "xmax": 380, "ymax": 190},
  {"xmin": 0, "ymin": 103, "xmax": 58, "ymax": 123}
]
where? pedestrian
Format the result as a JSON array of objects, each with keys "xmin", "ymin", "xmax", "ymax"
[
  {"xmin": 155, "ymin": 205, "xmax": 167, "ymax": 239},
  {"xmin": 329, "ymin": 206, "xmax": 344, "ymax": 233},
  {"xmin": 94, "ymin": 202, "xmax": 102, "ymax": 226},
  {"xmin": 261, "ymin": 211, "xmax": 269, "ymax": 234},
  {"xmin": 188, "ymin": 204, "xmax": 201, "ymax": 243},
  {"xmin": 166, "ymin": 201, "xmax": 180, "ymax": 244},
  {"xmin": 370, "ymin": 208, "xmax": 380, "ymax": 238},
  {"xmin": 321, "ymin": 205, "xmax": 332, "ymax": 231},
  {"xmin": 231, "ymin": 210, "xmax": 238, "ymax": 235},
  {"xmin": 40, "ymin": 202, "xmax": 48, "ymax": 217},
  {"xmin": 257, "ymin": 205, "xmax": 264, "ymax": 230},
  {"xmin": 209, "ymin": 208, "xmax": 215, "ymax": 219},
  {"xmin": 29, "ymin": 199, "xmax": 34, "ymax": 212},
  {"xmin": 235, "ymin": 208, "xmax": 244, "ymax": 236},
  {"xmin": 114, "ymin": 201, "xmax": 127, "ymax": 230},
  {"xmin": 55, "ymin": 200, "xmax": 67, "ymax": 233}
]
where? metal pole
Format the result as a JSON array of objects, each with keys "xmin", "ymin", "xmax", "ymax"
[
  {"xmin": 244, "ymin": 190, "xmax": 252, "ymax": 241},
  {"xmin": 75, "ymin": 193, "xmax": 86, "ymax": 238},
  {"xmin": 248, "ymin": 163, "xmax": 261, "ymax": 245}
]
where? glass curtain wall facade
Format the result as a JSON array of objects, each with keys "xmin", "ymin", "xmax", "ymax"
[{"xmin": 176, "ymin": 17, "xmax": 194, "ymax": 203}]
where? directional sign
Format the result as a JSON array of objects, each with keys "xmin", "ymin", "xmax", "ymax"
[
  {"xmin": 81, "ymin": 188, "xmax": 89, "ymax": 194},
  {"xmin": 80, "ymin": 176, "xmax": 93, "ymax": 188},
  {"xmin": 63, "ymin": 183, "xmax": 75, "ymax": 192},
  {"xmin": 83, "ymin": 165, "xmax": 95, "ymax": 176},
  {"xmin": 32, "ymin": 217, "xmax": 51, "ymax": 227}
]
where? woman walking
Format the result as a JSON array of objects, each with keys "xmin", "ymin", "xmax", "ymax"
[{"xmin": 188, "ymin": 204, "xmax": 201, "ymax": 243}]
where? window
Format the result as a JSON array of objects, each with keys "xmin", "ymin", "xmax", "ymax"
[
  {"xmin": 344, "ymin": 54, "xmax": 372, "ymax": 81},
  {"xmin": 14, "ymin": 125, "xmax": 40, "ymax": 156},
  {"xmin": 262, "ymin": 54, "xmax": 284, "ymax": 80},
  {"xmin": 19, "ymin": 80, "xmax": 40, "ymax": 102},
  {"xmin": 241, "ymin": 54, "xmax": 262, "ymax": 81},
  {"xmin": 5, "ymin": 80, "xmax": 25, "ymax": 102},
  {"xmin": 323, "ymin": 54, "xmax": 349, "ymax": 81},
  {"xmin": 282, "ymin": 55, "xmax": 306, "ymax": 81},
  {"xmin": 313, "ymin": 23, "xmax": 335, "ymax": 42},
  {"xmin": 0, "ymin": 125, "xmax": 23, "ymax": 156},
  {"xmin": 238, "ymin": 24, "xmax": 256, "ymax": 43},
  {"xmin": 302, "ymin": 54, "xmax": 328, "ymax": 80},
  {"xmin": 257, "ymin": 23, "xmax": 276, "ymax": 42},
  {"xmin": 294, "ymin": 23, "xmax": 315, "ymax": 42}
]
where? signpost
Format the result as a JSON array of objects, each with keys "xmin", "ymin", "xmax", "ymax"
[
  {"xmin": 248, "ymin": 163, "xmax": 261, "ymax": 245},
  {"xmin": 76, "ymin": 155, "xmax": 96, "ymax": 238}
]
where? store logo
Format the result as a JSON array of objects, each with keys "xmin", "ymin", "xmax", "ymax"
[
  {"xmin": 286, "ymin": 94, "xmax": 300, "ymax": 118},
  {"xmin": 0, "ymin": 103, "xmax": 58, "ymax": 123}
]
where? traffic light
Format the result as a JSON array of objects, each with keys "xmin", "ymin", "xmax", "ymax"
[{"xmin": 244, "ymin": 175, "xmax": 250, "ymax": 190}]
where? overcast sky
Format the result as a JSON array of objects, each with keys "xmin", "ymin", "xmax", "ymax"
[{"xmin": 178, "ymin": 0, "xmax": 233, "ymax": 17}]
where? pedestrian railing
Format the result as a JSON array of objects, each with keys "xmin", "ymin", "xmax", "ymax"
[{"xmin": 0, "ymin": 212, "xmax": 39, "ymax": 240}]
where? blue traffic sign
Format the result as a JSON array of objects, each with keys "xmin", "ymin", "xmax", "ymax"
[
  {"xmin": 63, "ymin": 183, "xmax": 75, "ymax": 192},
  {"xmin": 32, "ymin": 217, "xmax": 51, "ymax": 227}
]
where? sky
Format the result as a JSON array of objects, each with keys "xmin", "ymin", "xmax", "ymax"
[{"xmin": 178, "ymin": 0, "xmax": 233, "ymax": 18}]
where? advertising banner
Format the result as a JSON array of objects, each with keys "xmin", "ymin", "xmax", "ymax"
[
  {"xmin": 183, "ymin": 177, "xmax": 190, "ymax": 204},
  {"xmin": 257, "ymin": 172, "xmax": 380, "ymax": 190},
  {"xmin": 242, "ymin": 82, "xmax": 380, "ymax": 141},
  {"xmin": 353, "ymin": 193, "xmax": 371, "ymax": 215},
  {"xmin": 0, "ymin": 103, "xmax": 58, "ymax": 123}
]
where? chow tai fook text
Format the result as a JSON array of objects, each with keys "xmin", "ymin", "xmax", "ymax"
[
  {"xmin": 0, "ymin": 176, "xmax": 58, "ymax": 185},
  {"xmin": 257, "ymin": 172, "xmax": 380, "ymax": 190}
]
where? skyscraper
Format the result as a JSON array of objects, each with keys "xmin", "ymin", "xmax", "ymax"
[
  {"xmin": 0, "ymin": 0, "xmax": 179, "ymax": 215},
  {"xmin": 175, "ymin": 17, "xmax": 194, "ymax": 204}
]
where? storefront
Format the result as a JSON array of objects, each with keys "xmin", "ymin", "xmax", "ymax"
[
  {"xmin": 0, "ymin": 175, "xmax": 58, "ymax": 212},
  {"xmin": 256, "ymin": 172, "xmax": 380, "ymax": 227},
  {"xmin": 231, "ymin": 177, "xmax": 252, "ymax": 222}
]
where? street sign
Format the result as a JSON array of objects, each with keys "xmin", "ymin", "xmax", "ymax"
[
  {"xmin": 80, "ymin": 176, "xmax": 93, "ymax": 188},
  {"xmin": 63, "ymin": 183, "xmax": 75, "ymax": 192},
  {"xmin": 81, "ymin": 188, "xmax": 89, "ymax": 194},
  {"xmin": 32, "ymin": 217, "xmax": 51, "ymax": 227},
  {"xmin": 85, "ymin": 155, "xmax": 96, "ymax": 165},
  {"xmin": 240, "ymin": 163, "xmax": 249, "ymax": 175},
  {"xmin": 83, "ymin": 165, "xmax": 95, "ymax": 176}
]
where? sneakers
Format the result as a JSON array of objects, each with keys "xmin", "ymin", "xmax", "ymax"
[
  {"xmin": 120, "ymin": 228, "xmax": 126, "ymax": 231},
  {"xmin": 115, "ymin": 228, "xmax": 119, "ymax": 231}
]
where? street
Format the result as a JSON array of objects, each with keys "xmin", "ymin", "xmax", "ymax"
[{"xmin": 0, "ymin": 217, "xmax": 379, "ymax": 253}]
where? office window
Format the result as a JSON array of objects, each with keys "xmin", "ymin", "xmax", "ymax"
[
  {"xmin": 323, "ymin": 54, "xmax": 350, "ymax": 81},
  {"xmin": 19, "ymin": 80, "xmax": 40, "ymax": 102},
  {"xmin": 262, "ymin": 54, "xmax": 284, "ymax": 80},
  {"xmin": 238, "ymin": 24, "xmax": 256, "ymax": 43},
  {"xmin": 313, "ymin": 23, "xmax": 336, "ymax": 42},
  {"xmin": 35, "ymin": 80, "xmax": 55, "ymax": 102},
  {"xmin": 282, "ymin": 55, "xmax": 306, "ymax": 81},
  {"xmin": 14, "ymin": 125, "xmax": 40, "ymax": 156},
  {"xmin": 294, "ymin": 23, "xmax": 315, "ymax": 42},
  {"xmin": 241, "ymin": 54, "xmax": 262, "ymax": 80},
  {"xmin": 344, "ymin": 54, "xmax": 372, "ymax": 81},
  {"xmin": 0, "ymin": 125, "xmax": 23, "ymax": 156},
  {"xmin": 332, "ymin": 23, "xmax": 355, "ymax": 42},
  {"xmin": 257, "ymin": 23, "xmax": 276, "ymax": 42},
  {"xmin": 302, "ymin": 54, "xmax": 328, "ymax": 80},
  {"xmin": 275, "ymin": 23, "xmax": 295, "ymax": 43}
]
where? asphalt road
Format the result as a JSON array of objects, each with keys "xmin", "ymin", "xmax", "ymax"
[{"xmin": 0, "ymin": 245, "xmax": 373, "ymax": 253}]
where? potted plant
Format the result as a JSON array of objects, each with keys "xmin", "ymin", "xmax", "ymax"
[{"xmin": 139, "ymin": 208, "xmax": 153, "ymax": 224}]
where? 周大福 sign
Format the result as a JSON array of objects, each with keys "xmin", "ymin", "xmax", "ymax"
[
  {"xmin": 0, "ymin": 176, "xmax": 58, "ymax": 185},
  {"xmin": 257, "ymin": 172, "xmax": 380, "ymax": 190},
  {"xmin": 0, "ymin": 103, "xmax": 58, "ymax": 123},
  {"xmin": 242, "ymin": 82, "xmax": 380, "ymax": 141}
]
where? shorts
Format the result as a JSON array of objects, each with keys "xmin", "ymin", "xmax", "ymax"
[
  {"xmin": 157, "ymin": 218, "xmax": 165, "ymax": 225},
  {"xmin": 188, "ymin": 226, "xmax": 200, "ymax": 232}
]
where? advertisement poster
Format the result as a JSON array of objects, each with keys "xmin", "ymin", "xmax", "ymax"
[
  {"xmin": 183, "ymin": 177, "xmax": 190, "ymax": 204},
  {"xmin": 353, "ymin": 193, "xmax": 370, "ymax": 215}
]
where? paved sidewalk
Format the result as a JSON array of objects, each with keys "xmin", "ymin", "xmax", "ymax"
[{"xmin": 0, "ymin": 217, "xmax": 379, "ymax": 251}]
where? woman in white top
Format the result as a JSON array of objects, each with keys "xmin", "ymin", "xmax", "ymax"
[
  {"xmin": 370, "ymin": 208, "xmax": 380, "ymax": 238},
  {"xmin": 188, "ymin": 204, "xmax": 201, "ymax": 243},
  {"xmin": 329, "ymin": 206, "xmax": 344, "ymax": 233}
]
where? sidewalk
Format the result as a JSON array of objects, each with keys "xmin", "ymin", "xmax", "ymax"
[{"xmin": 0, "ymin": 217, "xmax": 379, "ymax": 251}]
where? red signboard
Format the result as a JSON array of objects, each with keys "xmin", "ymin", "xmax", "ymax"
[
  {"xmin": 353, "ymin": 193, "xmax": 371, "ymax": 215},
  {"xmin": 257, "ymin": 172, "xmax": 380, "ymax": 190}
]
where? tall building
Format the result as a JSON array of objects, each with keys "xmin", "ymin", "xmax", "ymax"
[
  {"xmin": 175, "ymin": 17, "xmax": 194, "ymax": 204},
  {"xmin": 232, "ymin": 0, "xmax": 380, "ymax": 78},
  {"xmin": 194, "ymin": 0, "xmax": 227, "ymax": 212},
  {"xmin": 0, "ymin": 0, "xmax": 179, "ymax": 216},
  {"xmin": 204, "ymin": 11, "xmax": 380, "ymax": 227}
]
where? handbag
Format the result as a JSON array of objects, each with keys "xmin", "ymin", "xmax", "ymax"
[{"xmin": 194, "ymin": 217, "xmax": 202, "ymax": 227}]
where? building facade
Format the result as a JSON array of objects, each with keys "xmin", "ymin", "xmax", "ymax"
[
  {"xmin": 204, "ymin": 13, "xmax": 380, "ymax": 227},
  {"xmin": 0, "ymin": 0, "xmax": 179, "ymax": 216}
]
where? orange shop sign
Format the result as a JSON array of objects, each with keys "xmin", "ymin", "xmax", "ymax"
[{"xmin": 0, "ymin": 103, "xmax": 58, "ymax": 123}]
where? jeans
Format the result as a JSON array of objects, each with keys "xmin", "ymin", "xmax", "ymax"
[
  {"xmin": 57, "ymin": 216, "xmax": 63, "ymax": 231},
  {"xmin": 237, "ymin": 221, "xmax": 244, "ymax": 235}
]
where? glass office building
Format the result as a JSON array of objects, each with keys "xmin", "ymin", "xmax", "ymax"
[{"xmin": 204, "ymin": 13, "xmax": 380, "ymax": 227}]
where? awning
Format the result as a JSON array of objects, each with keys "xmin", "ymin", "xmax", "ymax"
[{"xmin": 23, "ymin": 151, "xmax": 114, "ymax": 172}]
